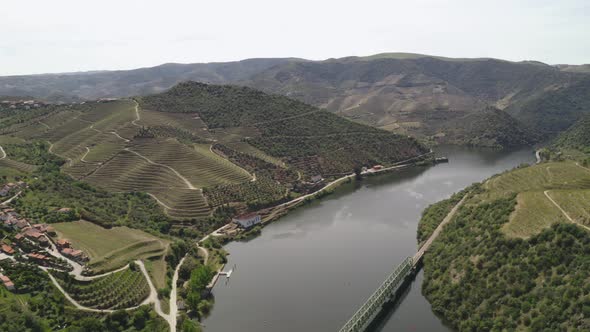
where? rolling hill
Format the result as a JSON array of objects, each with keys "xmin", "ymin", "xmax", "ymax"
[
  {"xmin": 3, "ymin": 53, "xmax": 590, "ymax": 147},
  {"xmin": 0, "ymin": 82, "xmax": 427, "ymax": 221}
]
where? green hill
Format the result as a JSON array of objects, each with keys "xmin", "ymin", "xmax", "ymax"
[
  {"xmin": 555, "ymin": 113, "xmax": 590, "ymax": 151},
  {"xmin": 440, "ymin": 107, "xmax": 538, "ymax": 148},
  {"xmin": 2, "ymin": 54, "xmax": 590, "ymax": 148},
  {"xmin": 138, "ymin": 82, "xmax": 428, "ymax": 177},
  {"xmin": 420, "ymin": 160, "xmax": 590, "ymax": 330}
]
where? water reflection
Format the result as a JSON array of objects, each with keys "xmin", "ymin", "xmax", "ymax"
[{"xmin": 203, "ymin": 146, "xmax": 535, "ymax": 332}]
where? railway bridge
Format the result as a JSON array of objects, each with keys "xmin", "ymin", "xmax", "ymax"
[{"xmin": 339, "ymin": 194, "xmax": 468, "ymax": 332}]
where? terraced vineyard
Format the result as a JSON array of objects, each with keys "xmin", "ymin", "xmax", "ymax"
[
  {"xmin": 0, "ymin": 158, "xmax": 37, "ymax": 173},
  {"xmin": 485, "ymin": 162, "xmax": 590, "ymax": 198},
  {"xmin": 130, "ymin": 138, "xmax": 252, "ymax": 187},
  {"xmin": 147, "ymin": 188, "xmax": 211, "ymax": 219},
  {"xmin": 52, "ymin": 267, "xmax": 150, "ymax": 310},
  {"xmin": 547, "ymin": 189, "xmax": 590, "ymax": 226},
  {"xmin": 137, "ymin": 108, "xmax": 213, "ymax": 139},
  {"xmin": 85, "ymin": 149, "xmax": 212, "ymax": 219},
  {"xmin": 204, "ymin": 176, "xmax": 287, "ymax": 208},
  {"xmin": 474, "ymin": 161, "xmax": 590, "ymax": 238}
]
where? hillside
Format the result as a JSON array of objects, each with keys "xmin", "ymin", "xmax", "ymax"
[
  {"xmin": 138, "ymin": 82, "xmax": 428, "ymax": 177},
  {"xmin": 439, "ymin": 107, "xmax": 538, "ymax": 148},
  {"xmin": 419, "ymin": 159, "xmax": 590, "ymax": 330},
  {"xmin": 3, "ymin": 54, "xmax": 590, "ymax": 147},
  {"xmin": 555, "ymin": 113, "xmax": 590, "ymax": 152},
  {"xmin": 246, "ymin": 56, "xmax": 590, "ymax": 143},
  {"xmin": 0, "ymin": 83, "xmax": 427, "ymax": 222},
  {"xmin": 0, "ymin": 58, "xmax": 299, "ymax": 101}
]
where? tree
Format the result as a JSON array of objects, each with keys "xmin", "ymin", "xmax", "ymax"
[
  {"xmin": 189, "ymin": 265, "xmax": 213, "ymax": 293},
  {"xmin": 186, "ymin": 291, "xmax": 201, "ymax": 313},
  {"xmin": 181, "ymin": 318, "xmax": 201, "ymax": 332},
  {"xmin": 354, "ymin": 166, "xmax": 363, "ymax": 180}
]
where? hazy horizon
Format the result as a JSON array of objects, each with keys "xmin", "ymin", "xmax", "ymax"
[{"xmin": 2, "ymin": 0, "xmax": 589, "ymax": 76}]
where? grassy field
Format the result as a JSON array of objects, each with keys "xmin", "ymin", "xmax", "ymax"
[
  {"xmin": 502, "ymin": 191, "xmax": 568, "ymax": 238},
  {"xmin": 144, "ymin": 255, "xmax": 169, "ymax": 291},
  {"xmin": 52, "ymin": 220, "xmax": 169, "ymax": 273},
  {"xmin": 547, "ymin": 189, "xmax": 590, "ymax": 226},
  {"xmin": 485, "ymin": 161, "xmax": 590, "ymax": 195}
]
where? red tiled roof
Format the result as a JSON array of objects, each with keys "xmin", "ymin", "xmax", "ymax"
[
  {"xmin": 24, "ymin": 229, "xmax": 43, "ymax": 238},
  {"xmin": 1, "ymin": 244, "xmax": 14, "ymax": 254},
  {"xmin": 0, "ymin": 275, "xmax": 10, "ymax": 283}
]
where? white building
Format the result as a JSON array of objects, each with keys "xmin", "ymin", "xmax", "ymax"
[{"xmin": 233, "ymin": 213, "xmax": 261, "ymax": 229}]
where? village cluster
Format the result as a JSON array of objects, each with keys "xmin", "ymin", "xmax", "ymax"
[{"xmin": 0, "ymin": 184, "xmax": 88, "ymax": 293}]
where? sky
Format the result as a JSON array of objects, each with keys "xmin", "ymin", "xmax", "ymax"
[{"xmin": 1, "ymin": 0, "xmax": 589, "ymax": 76}]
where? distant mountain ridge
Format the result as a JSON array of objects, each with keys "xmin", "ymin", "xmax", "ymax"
[{"xmin": 3, "ymin": 53, "xmax": 590, "ymax": 148}]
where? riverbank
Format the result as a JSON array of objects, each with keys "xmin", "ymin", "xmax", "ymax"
[{"xmin": 202, "ymin": 146, "xmax": 536, "ymax": 332}]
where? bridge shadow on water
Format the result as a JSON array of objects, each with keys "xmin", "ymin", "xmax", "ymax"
[{"xmin": 365, "ymin": 267, "xmax": 417, "ymax": 332}]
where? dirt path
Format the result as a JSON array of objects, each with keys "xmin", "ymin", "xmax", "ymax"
[
  {"xmin": 43, "ymin": 260, "xmax": 160, "ymax": 313},
  {"xmin": 80, "ymin": 147, "xmax": 100, "ymax": 164},
  {"xmin": 132, "ymin": 101, "xmax": 141, "ymax": 127},
  {"xmin": 136, "ymin": 260, "xmax": 170, "ymax": 322},
  {"xmin": 38, "ymin": 121, "xmax": 51, "ymax": 129},
  {"xmin": 0, "ymin": 146, "xmax": 6, "ymax": 160},
  {"xmin": 544, "ymin": 190, "xmax": 590, "ymax": 232},
  {"xmin": 575, "ymin": 162, "xmax": 590, "ymax": 173},
  {"xmin": 0, "ymin": 191, "xmax": 21, "ymax": 206},
  {"xmin": 124, "ymin": 148, "xmax": 197, "ymax": 190},
  {"xmin": 169, "ymin": 255, "xmax": 187, "ymax": 331},
  {"xmin": 110, "ymin": 131, "xmax": 130, "ymax": 142}
]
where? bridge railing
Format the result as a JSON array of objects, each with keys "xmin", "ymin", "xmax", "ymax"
[{"xmin": 339, "ymin": 257, "xmax": 414, "ymax": 332}]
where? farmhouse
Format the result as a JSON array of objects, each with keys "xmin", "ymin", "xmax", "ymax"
[
  {"xmin": 56, "ymin": 239, "xmax": 71, "ymax": 250},
  {"xmin": 33, "ymin": 223, "xmax": 56, "ymax": 235},
  {"xmin": 1, "ymin": 244, "xmax": 14, "ymax": 255},
  {"xmin": 0, "ymin": 275, "xmax": 14, "ymax": 291},
  {"xmin": 24, "ymin": 229, "xmax": 49, "ymax": 246},
  {"xmin": 311, "ymin": 175, "xmax": 323, "ymax": 183},
  {"xmin": 232, "ymin": 212, "xmax": 262, "ymax": 229},
  {"xmin": 61, "ymin": 248, "xmax": 87, "ymax": 262},
  {"xmin": 13, "ymin": 219, "xmax": 29, "ymax": 230},
  {"xmin": 27, "ymin": 253, "xmax": 49, "ymax": 264}
]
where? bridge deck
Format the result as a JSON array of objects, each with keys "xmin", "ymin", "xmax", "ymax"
[{"xmin": 340, "ymin": 193, "xmax": 469, "ymax": 332}]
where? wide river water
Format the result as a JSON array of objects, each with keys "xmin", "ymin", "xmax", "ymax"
[{"xmin": 203, "ymin": 146, "xmax": 536, "ymax": 331}]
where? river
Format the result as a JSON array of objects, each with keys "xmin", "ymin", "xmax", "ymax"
[{"xmin": 202, "ymin": 146, "xmax": 536, "ymax": 331}]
